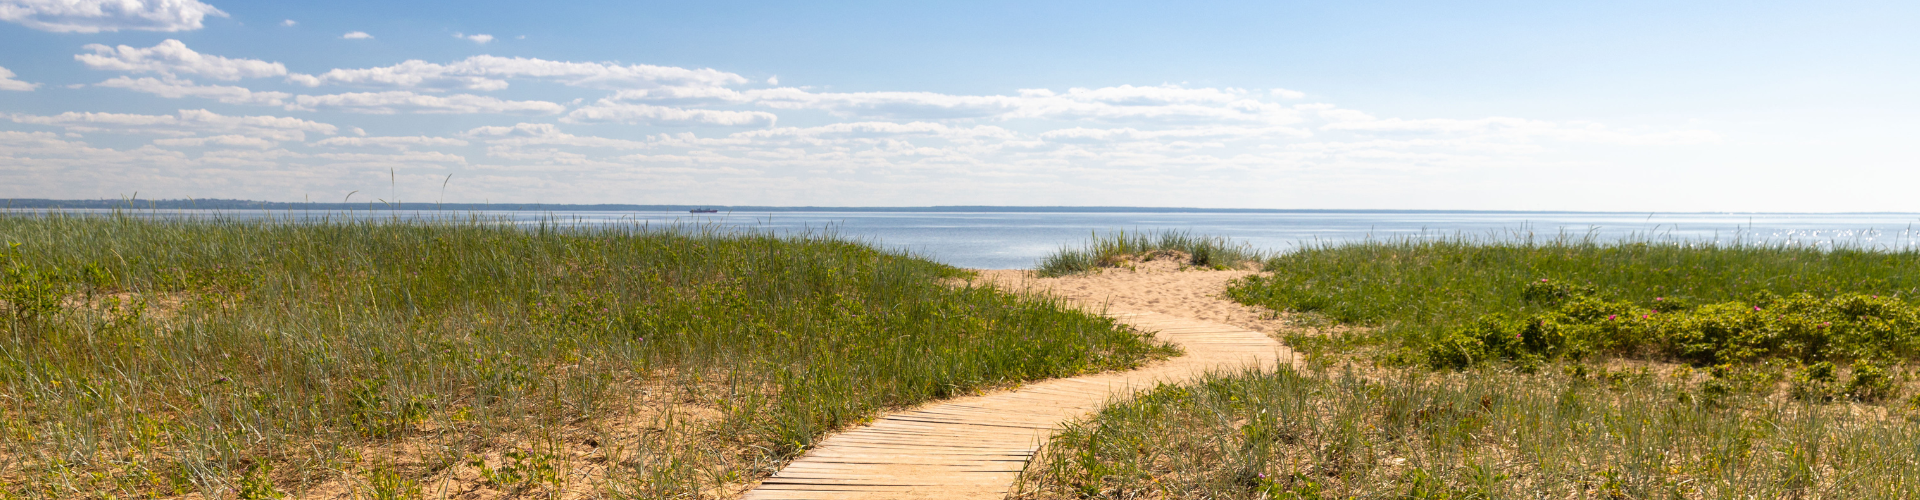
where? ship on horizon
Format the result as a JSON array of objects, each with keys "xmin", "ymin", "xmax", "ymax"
[{"xmin": 689, "ymin": 208, "xmax": 720, "ymax": 213}]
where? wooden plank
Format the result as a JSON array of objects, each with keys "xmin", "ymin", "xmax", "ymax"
[{"xmin": 740, "ymin": 309, "xmax": 1297, "ymax": 500}]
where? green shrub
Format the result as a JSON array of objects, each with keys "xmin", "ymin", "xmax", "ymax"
[
  {"xmin": 1229, "ymin": 236, "xmax": 1920, "ymax": 368},
  {"xmin": 1, "ymin": 244, "xmax": 68, "ymax": 324},
  {"xmin": 1846, "ymin": 359, "xmax": 1897, "ymax": 402},
  {"xmin": 1424, "ymin": 281, "xmax": 1920, "ymax": 368},
  {"xmin": 1791, "ymin": 361, "xmax": 1838, "ymax": 401}
]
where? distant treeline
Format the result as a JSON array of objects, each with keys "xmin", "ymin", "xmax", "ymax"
[
  {"xmin": 2, "ymin": 198, "xmax": 1892, "ymax": 215},
  {"xmin": 0, "ymin": 199, "xmax": 1441, "ymax": 213}
]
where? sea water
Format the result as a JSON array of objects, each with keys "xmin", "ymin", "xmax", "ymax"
[
  {"xmin": 679, "ymin": 211, "xmax": 1920, "ymax": 268},
  {"xmin": 17, "ymin": 209, "xmax": 1920, "ymax": 269}
]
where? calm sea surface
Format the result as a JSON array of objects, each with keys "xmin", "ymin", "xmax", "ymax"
[{"xmin": 18, "ymin": 210, "xmax": 1920, "ymax": 269}]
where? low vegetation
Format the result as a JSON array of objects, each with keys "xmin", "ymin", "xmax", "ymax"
[
  {"xmin": 1227, "ymin": 235, "xmax": 1920, "ymax": 369},
  {"xmin": 1035, "ymin": 230, "xmax": 1267, "ymax": 277},
  {"xmin": 1424, "ymin": 284, "xmax": 1920, "ymax": 372},
  {"xmin": 1017, "ymin": 365, "xmax": 1920, "ymax": 499},
  {"xmin": 1020, "ymin": 234, "xmax": 1920, "ymax": 499},
  {"xmin": 0, "ymin": 213, "xmax": 1172, "ymax": 499}
]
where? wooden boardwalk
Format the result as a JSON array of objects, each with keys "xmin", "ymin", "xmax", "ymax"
[{"xmin": 742, "ymin": 310, "xmax": 1294, "ymax": 500}]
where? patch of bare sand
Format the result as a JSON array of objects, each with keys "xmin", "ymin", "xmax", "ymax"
[{"xmin": 968, "ymin": 256, "xmax": 1290, "ymax": 336}]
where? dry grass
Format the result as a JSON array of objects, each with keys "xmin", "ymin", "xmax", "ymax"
[
  {"xmin": 0, "ymin": 213, "xmax": 1172, "ymax": 499},
  {"xmin": 1015, "ymin": 362, "xmax": 1920, "ymax": 499}
]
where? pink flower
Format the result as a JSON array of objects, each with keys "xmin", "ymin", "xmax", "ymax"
[
  {"xmin": 1655, "ymin": 297, "xmax": 1664, "ymax": 301},
  {"xmin": 1540, "ymin": 278, "xmax": 1549, "ymax": 282},
  {"xmin": 1754, "ymin": 306, "xmax": 1762, "ymax": 311},
  {"xmin": 1608, "ymin": 315, "xmax": 1617, "ymax": 320}
]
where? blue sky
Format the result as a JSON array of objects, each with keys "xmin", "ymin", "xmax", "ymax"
[{"xmin": 0, "ymin": 0, "xmax": 1915, "ymax": 210}]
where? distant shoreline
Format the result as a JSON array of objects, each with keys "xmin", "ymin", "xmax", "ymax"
[{"xmin": 4, "ymin": 199, "xmax": 1916, "ymax": 215}]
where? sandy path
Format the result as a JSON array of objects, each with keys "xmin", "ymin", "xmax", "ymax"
[
  {"xmin": 970, "ymin": 260, "xmax": 1289, "ymax": 336},
  {"xmin": 741, "ymin": 263, "xmax": 1294, "ymax": 500}
]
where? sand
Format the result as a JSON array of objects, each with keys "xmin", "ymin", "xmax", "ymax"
[{"xmin": 969, "ymin": 258, "xmax": 1289, "ymax": 336}]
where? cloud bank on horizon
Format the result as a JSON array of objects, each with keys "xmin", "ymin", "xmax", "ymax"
[{"xmin": 0, "ymin": 0, "xmax": 1910, "ymax": 211}]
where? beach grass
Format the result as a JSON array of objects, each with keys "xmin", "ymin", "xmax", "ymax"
[
  {"xmin": 1226, "ymin": 234, "xmax": 1920, "ymax": 368},
  {"xmin": 1018, "ymin": 233, "xmax": 1920, "ymax": 499},
  {"xmin": 1017, "ymin": 364, "xmax": 1920, "ymax": 499},
  {"xmin": 0, "ymin": 212, "xmax": 1173, "ymax": 498},
  {"xmin": 1035, "ymin": 229, "xmax": 1267, "ymax": 277}
]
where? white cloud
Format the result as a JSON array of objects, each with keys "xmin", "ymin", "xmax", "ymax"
[
  {"xmin": 0, "ymin": 130, "xmax": 88, "ymax": 151},
  {"xmin": 280, "ymin": 19, "xmax": 294, "ymax": 27},
  {"xmin": 0, "ymin": 0, "xmax": 226, "ymax": 33},
  {"xmin": 312, "ymin": 151, "xmax": 466, "ymax": 164},
  {"xmin": 748, "ymin": 88, "xmax": 1020, "ymax": 119},
  {"xmin": 1039, "ymin": 126, "xmax": 1309, "ymax": 143},
  {"xmin": 287, "ymin": 91, "xmax": 566, "ymax": 115},
  {"xmin": 7, "ymin": 109, "xmax": 338, "ymax": 141},
  {"xmin": 288, "ymin": 55, "xmax": 747, "ymax": 91},
  {"xmin": 76, "ymin": 40, "xmax": 287, "ymax": 80},
  {"xmin": 10, "ymin": 111, "xmax": 176, "ymax": 128},
  {"xmin": 313, "ymin": 136, "xmax": 469, "ymax": 149},
  {"xmin": 286, "ymin": 59, "xmax": 504, "ymax": 91},
  {"xmin": 342, "ymin": 31, "xmax": 372, "ymax": 40},
  {"xmin": 0, "ymin": 43, "xmax": 1740, "ymax": 209},
  {"xmin": 608, "ymin": 85, "xmax": 749, "ymax": 105},
  {"xmin": 563, "ymin": 101, "xmax": 776, "ymax": 127},
  {"xmin": 736, "ymin": 84, "xmax": 1298, "ymax": 124},
  {"xmin": 731, "ymin": 121, "xmax": 1016, "ymax": 142},
  {"xmin": 153, "ymin": 134, "xmax": 277, "ymax": 149},
  {"xmin": 96, "ymin": 76, "xmax": 291, "ymax": 105},
  {"xmin": 463, "ymin": 122, "xmax": 649, "ymax": 149},
  {"xmin": 454, "ymin": 32, "xmax": 493, "ymax": 44},
  {"xmin": 0, "ymin": 131, "xmax": 195, "ymax": 189},
  {"xmin": 0, "ymin": 66, "xmax": 37, "ymax": 91},
  {"xmin": 1008, "ymin": 85, "xmax": 1295, "ymax": 123},
  {"xmin": 1059, "ymin": 85, "xmax": 1244, "ymax": 106}
]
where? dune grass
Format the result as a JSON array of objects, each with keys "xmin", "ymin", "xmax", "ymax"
[
  {"xmin": 1226, "ymin": 235, "xmax": 1920, "ymax": 368},
  {"xmin": 1017, "ymin": 364, "xmax": 1920, "ymax": 499},
  {"xmin": 0, "ymin": 213, "xmax": 1172, "ymax": 499},
  {"xmin": 1035, "ymin": 230, "xmax": 1267, "ymax": 277},
  {"xmin": 1019, "ymin": 233, "xmax": 1920, "ymax": 499}
]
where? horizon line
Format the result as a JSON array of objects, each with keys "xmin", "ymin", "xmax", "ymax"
[{"xmin": 4, "ymin": 198, "xmax": 1919, "ymax": 216}]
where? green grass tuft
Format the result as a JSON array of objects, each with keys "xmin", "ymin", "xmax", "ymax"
[{"xmin": 1035, "ymin": 229, "xmax": 1266, "ymax": 276}]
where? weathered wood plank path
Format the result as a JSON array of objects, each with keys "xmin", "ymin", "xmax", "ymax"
[{"xmin": 742, "ymin": 310, "xmax": 1295, "ymax": 500}]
